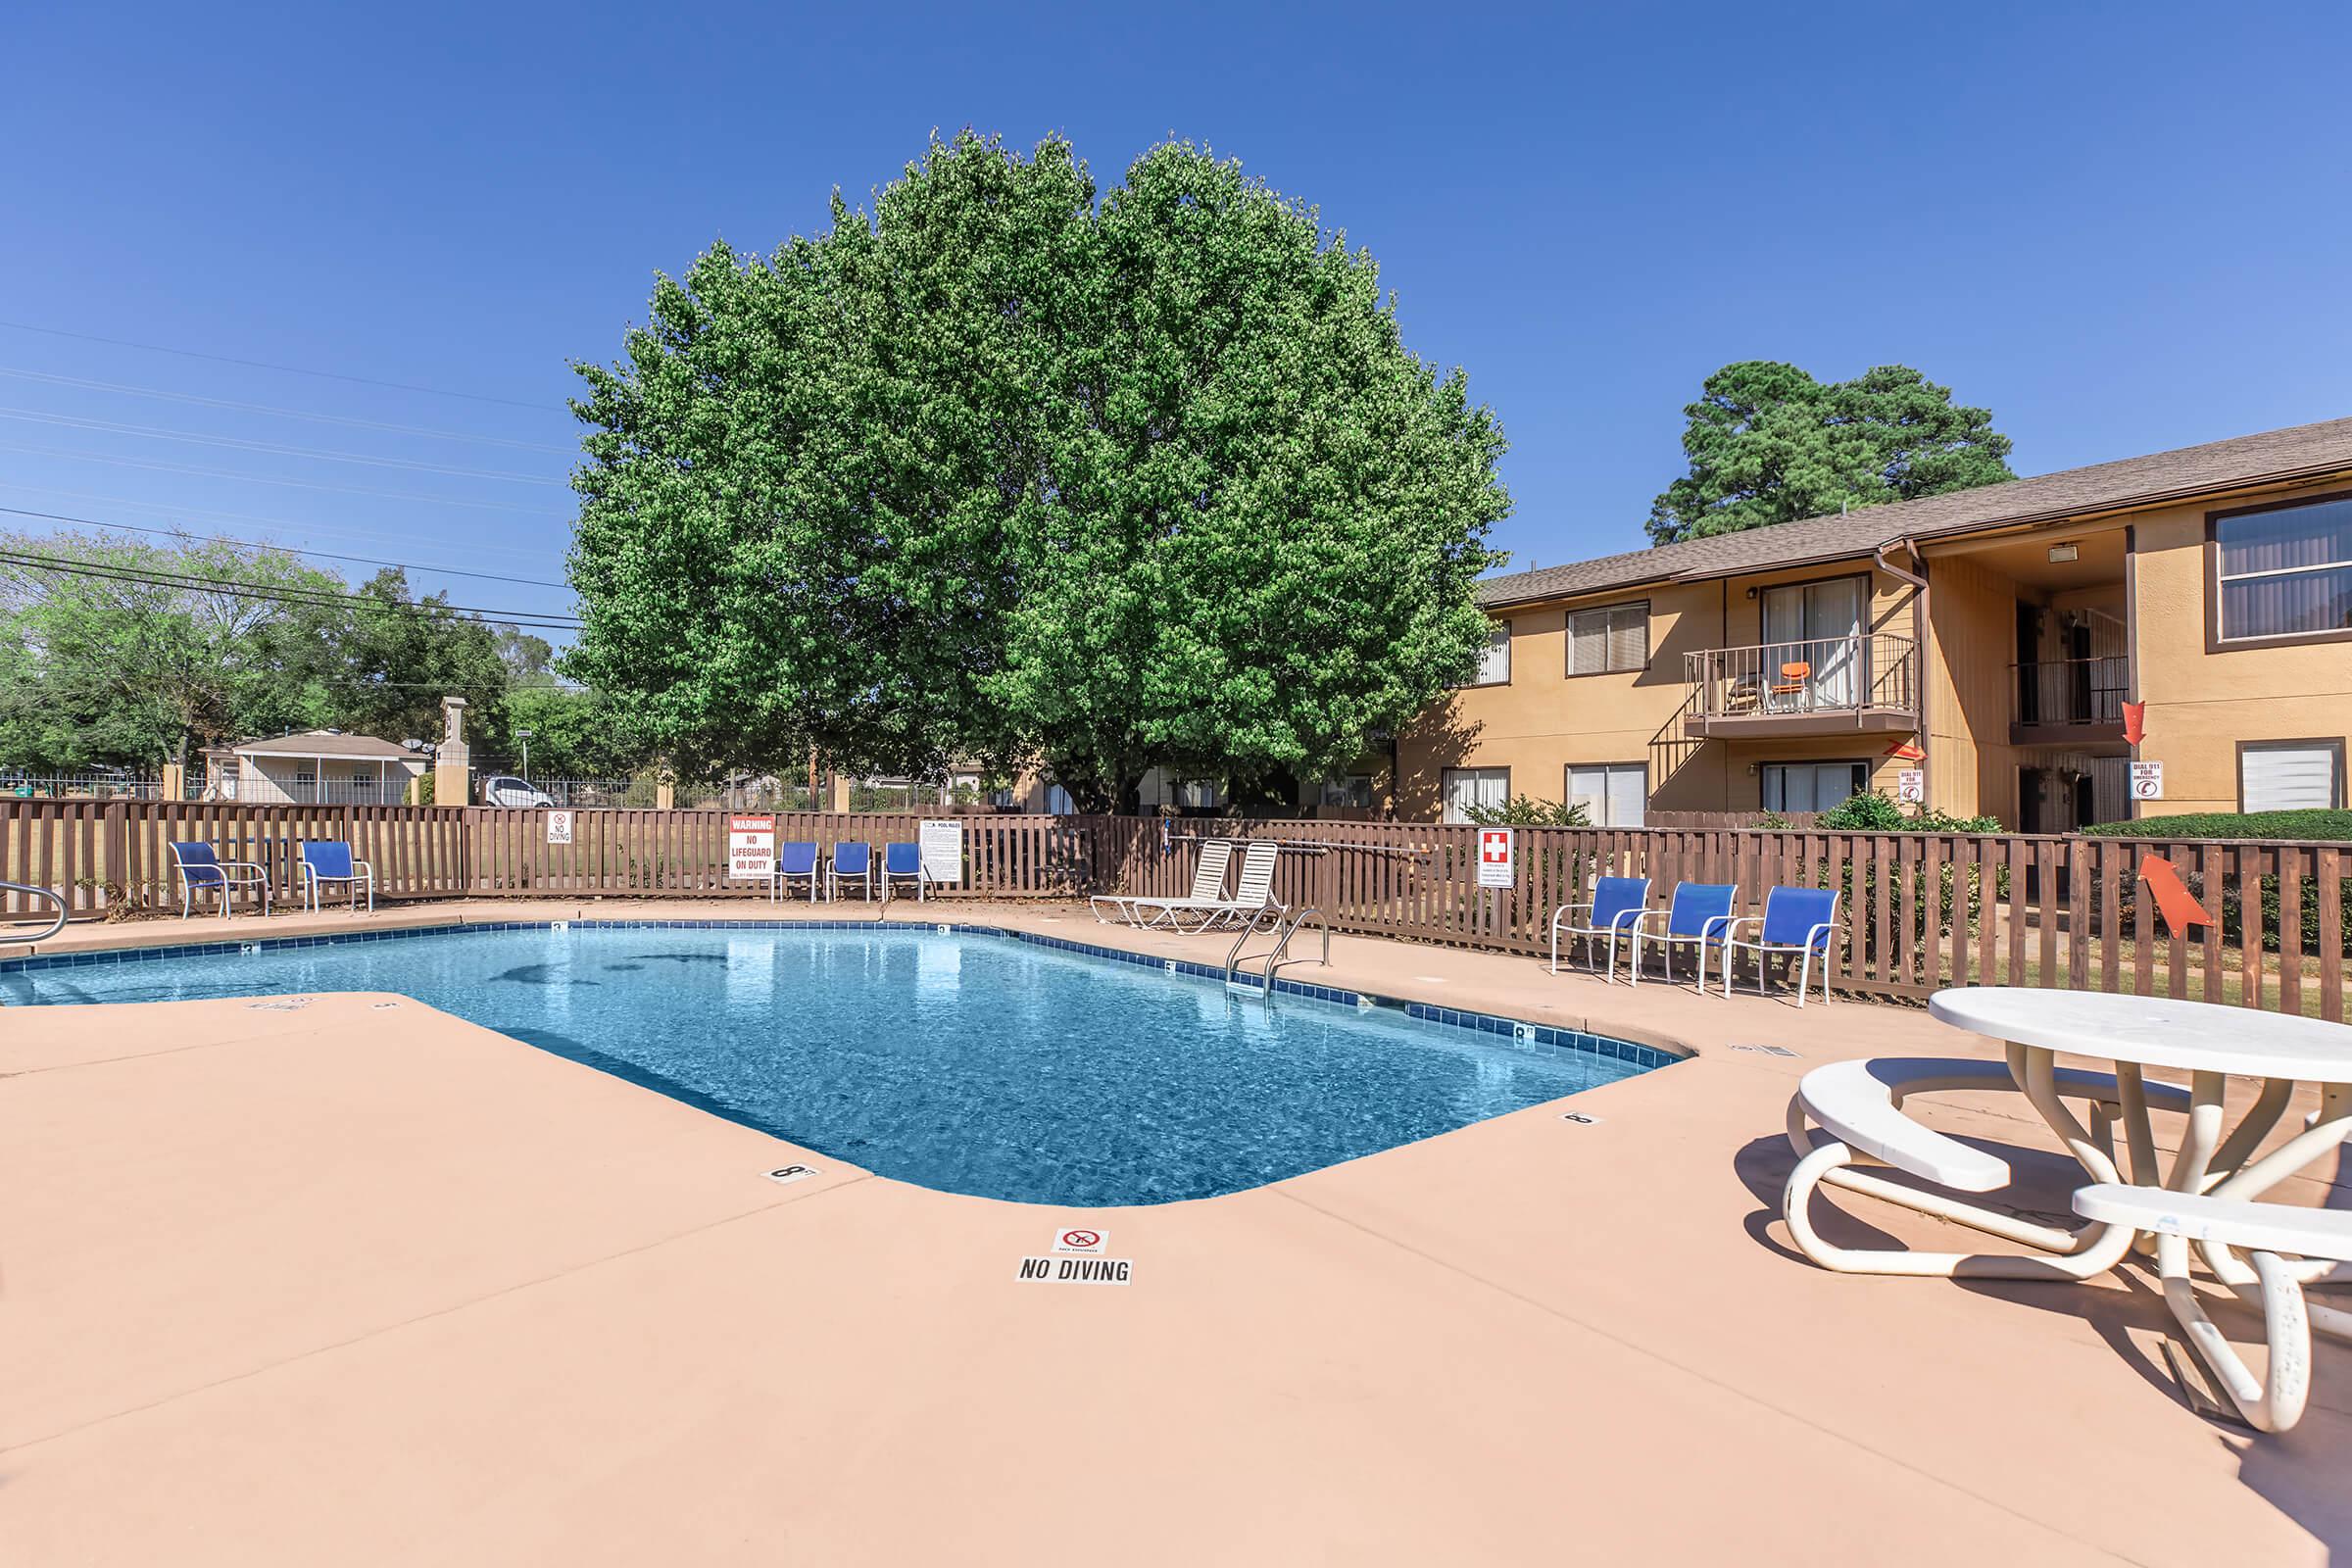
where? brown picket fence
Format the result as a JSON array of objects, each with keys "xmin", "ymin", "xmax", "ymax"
[{"xmin": 0, "ymin": 802, "xmax": 2341, "ymax": 1019}]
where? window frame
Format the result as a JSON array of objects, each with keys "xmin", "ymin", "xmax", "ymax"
[
  {"xmin": 1452, "ymin": 618, "xmax": 1513, "ymax": 688},
  {"xmin": 2234, "ymin": 738, "xmax": 2347, "ymax": 812},
  {"xmin": 2204, "ymin": 489, "xmax": 2352, "ymax": 652},
  {"xmin": 1563, "ymin": 760, "xmax": 1647, "ymax": 827},
  {"xmin": 1759, "ymin": 759, "xmax": 1872, "ymax": 815},
  {"xmin": 1441, "ymin": 765, "xmax": 1510, "ymax": 824},
  {"xmin": 1564, "ymin": 599, "xmax": 1651, "ymax": 678}
]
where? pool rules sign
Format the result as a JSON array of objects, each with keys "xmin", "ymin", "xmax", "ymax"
[
  {"xmin": 1476, "ymin": 827, "xmax": 1515, "ymax": 888},
  {"xmin": 728, "ymin": 814, "xmax": 775, "ymax": 881}
]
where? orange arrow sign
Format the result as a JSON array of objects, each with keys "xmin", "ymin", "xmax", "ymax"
[{"xmin": 2122, "ymin": 702, "xmax": 2145, "ymax": 747}]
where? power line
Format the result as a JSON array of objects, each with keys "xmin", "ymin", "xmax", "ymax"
[
  {"xmin": 0, "ymin": 319, "xmax": 562, "ymax": 412},
  {"xmin": 0, "ymin": 442, "xmax": 571, "ymax": 516},
  {"xmin": 0, "ymin": 545, "xmax": 583, "ymax": 630},
  {"xmin": 0, "ymin": 482, "xmax": 566, "ymax": 564},
  {"xmin": 0, "ymin": 505, "xmax": 570, "ymax": 589},
  {"xmin": 0, "ymin": 367, "xmax": 578, "ymax": 453},
  {"xmin": 0, "ymin": 408, "xmax": 565, "ymax": 485}
]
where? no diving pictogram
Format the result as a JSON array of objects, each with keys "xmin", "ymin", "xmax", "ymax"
[{"xmin": 1054, "ymin": 1227, "xmax": 1106, "ymax": 1254}]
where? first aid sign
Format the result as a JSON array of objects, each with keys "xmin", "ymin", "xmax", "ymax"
[
  {"xmin": 728, "ymin": 814, "xmax": 776, "ymax": 880},
  {"xmin": 1476, "ymin": 827, "xmax": 1515, "ymax": 889}
]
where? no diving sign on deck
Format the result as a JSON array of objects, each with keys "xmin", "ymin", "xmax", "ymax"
[
  {"xmin": 1017, "ymin": 1226, "xmax": 1131, "ymax": 1284},
  {"xmin": 1476, "ymin": 827, "xmax": 1515, "ymax": 889}
]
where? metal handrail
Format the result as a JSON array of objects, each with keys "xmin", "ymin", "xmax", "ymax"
[
  {"xmin": 0, "ymin": 882, "xmax": 68, "ymax": 945},
  {"xmin": 1682, "ymin": 633, "xmax": 1920, "ymax": 719},
  {"xmin": 1224, "ymin": 906, "xmax": 1330, "ymax": 995}
]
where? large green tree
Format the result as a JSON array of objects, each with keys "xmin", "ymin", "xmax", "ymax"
[
  {"xmin": 0, "ymin": 531, "xmax": 342, "ymax": 768},
  {"xmin": 0, "ymin": 531, "xmax": 570, "ymax": 772},
  {"xmin": 1646, "ymin": 362, "xmax": 2015, "ymax": 544},
  {"xmin": 565, "ymin": 132, "xmax": 1508, "ymax": 808}
]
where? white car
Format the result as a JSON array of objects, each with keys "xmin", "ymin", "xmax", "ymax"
[{"xmin": 481, "ymin": 774, "xmax": 555, "ymax": 808}]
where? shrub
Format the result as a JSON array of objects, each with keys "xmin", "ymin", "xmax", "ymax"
[
  {"xmin": 2081, "ymin": 809, "xmax": 2352, "ymax": 843},
  {"xmin": 1460, "ymin": 794, "xmax": 1592, "ymax": 827},
  {"xmin": 1817, "ymin": 790, "xmax": 2001, "ymax": 835},
  {"xmin": 2082, "ymin": 810, "xmax": 2351, "ymax": 952}
]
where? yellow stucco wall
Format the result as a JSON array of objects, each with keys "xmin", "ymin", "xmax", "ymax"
[
  {"xmin": 1396, "ymin": 564, "xmax": 1923, "ymax": 818},
  {"xmin": 2129, "ymin": 479, "xmax": 2352, "ymax": 817}
]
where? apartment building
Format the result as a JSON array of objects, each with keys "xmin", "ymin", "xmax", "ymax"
[{"xmin": 1397, "ymin": 416, "xmax": 2352, "ymax": 829}]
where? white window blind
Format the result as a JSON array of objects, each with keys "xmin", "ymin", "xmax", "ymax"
[
  {"xmin": 2239, "ymin": 744, "xmax": 2341, "ymax": 811},
  {"xmin": 1469, "ymin": 621, "xmax": 1511, "ymax": 685},
  {"xmin": 1566, "ymin": 762, "xmax": 1646, "ymax": 826},
  {"xmin": 1442, "ymin": 766, "xmax": 1508, "ymax": 823},
  {"xmin": 1762, "ymin": 761, "xmax": 1869, "ymax": 814},
  {"xmin": 1568, "ymin": 602, "xmax": 1649, "ymax": 675}
]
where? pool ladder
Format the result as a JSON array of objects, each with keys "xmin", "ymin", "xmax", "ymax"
[
  {"xmin": 0, "ymin": 882, "xmax": 67, "ymax": 947},
  {"xmin": 1223, "ymin": 906, "xmax": 1330, "ymax": 996}
]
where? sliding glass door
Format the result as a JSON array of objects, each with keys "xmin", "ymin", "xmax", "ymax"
[{"xmin": 1761, "ymin": 577, "xmax": 1863, "ymax": 709}]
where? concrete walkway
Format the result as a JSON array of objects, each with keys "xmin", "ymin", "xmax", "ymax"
[{"xmin": 2, "ymin": 901, "xmax": 2346, "ymax": 1564}]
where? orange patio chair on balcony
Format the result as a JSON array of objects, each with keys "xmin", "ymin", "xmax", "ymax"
[{"xmin": 1768, "ymin": 660, "xmax": 1812, "ymax": 711}]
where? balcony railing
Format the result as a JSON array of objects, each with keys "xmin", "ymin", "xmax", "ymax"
[
  {"xmin": 2012, "ymin": 657, "xmax": 2128, "ymax": 732},
  {"xmin": 1683, "ymin": 634, "xmax": 1920, "ymax": 735}
]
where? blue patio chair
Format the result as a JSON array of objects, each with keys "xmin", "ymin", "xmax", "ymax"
[
  {"xmin": 827, "ymin": 841, "xmax": 874, "ymax": 902},
  {"xmin": 773, "ymin": 841, "xmax": 820, "ymax": 903},
  {"xmin": 1630, "ymin": 883, "xmax": 1739, "ymax": 991},
  {"xmin": 1548, "ymin": 875, "xmax": 1650, "ymax": 981},
  {"xmin": 298, "ymin": 840, "xmax": 374, "ymax": 913},
  {"xmin": 1719, "ymin": 886, "xmax": 1843, "ymax": 1006},
  {"xmin": 882, "ymin": 841, "xmax": 927, "ymax": 902},
  {"xmin": 169, "ymin": 841, "xmax": 270, "ymax": 919}
]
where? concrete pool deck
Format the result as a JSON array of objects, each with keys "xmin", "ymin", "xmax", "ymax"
[{"xmin": 3, "ymin": 901, "xmax": 2347, "ymax": 1564}]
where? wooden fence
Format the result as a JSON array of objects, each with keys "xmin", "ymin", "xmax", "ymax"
[{"xmin": 0, "ymin": 803, "xmax": 2342, "ymax": 1019}]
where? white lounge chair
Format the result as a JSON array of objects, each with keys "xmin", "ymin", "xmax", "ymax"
[
  {"xmin": 1092, "ymin": 838, "xmax": 1234, "ymax": 928},
  {"xmin": 2073, "ymin": 1184, "xmax": 2352, "ymax": 1432},
  {"xmin": 1783, "ymin": 1056, "xmax": 2191, "ymax": 1280},
  {"xmin": 1124, "ymin": 840, "xmax": 1281, "ymax": 934}
]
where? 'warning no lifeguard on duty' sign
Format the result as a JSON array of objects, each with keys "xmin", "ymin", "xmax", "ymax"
[{"xmin": 1476, "ymin": 827, "xmax": 1515, "ymax": 889}]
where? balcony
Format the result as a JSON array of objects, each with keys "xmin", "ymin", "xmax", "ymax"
[
  {"xmin": 2011, "ymin": 656, "xmax": 2128, "ymax": 747},
  {"xmin": 1683, "ymin": 634, "xmax": 1921, "ymax": 739}
]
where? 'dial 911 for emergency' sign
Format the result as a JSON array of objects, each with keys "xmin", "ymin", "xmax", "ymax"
[
  {"xmin": 727, "ymin": 814, "xmax": 776, "ymax": 880},
  {"xmin": 1476, "ymin": 827, "xmax": 1515, "ymax": 889}
]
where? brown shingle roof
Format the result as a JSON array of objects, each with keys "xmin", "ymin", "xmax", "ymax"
[
  {"xmin": 1478, "ymin": 414, "xmax": 2352, "ymax": 608},
  {"xmin": 232, "ymin": 730, "xmax": 417, "ymax": 760}
]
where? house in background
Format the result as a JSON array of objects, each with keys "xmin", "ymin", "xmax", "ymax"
[
  {"xmin": 199, "ymin": 730, "xmax": 428, "ymax": 806},
  {"xmin": 1400, "ymin": 416, "xmax": 2352, "ymax": 829}
]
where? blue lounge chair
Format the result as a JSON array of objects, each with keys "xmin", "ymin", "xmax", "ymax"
[
  {"xmin": 298, "ymin": 840, "xmax": 374, "ymax": 913},
  {"xmin": 773, "ymin": 841, "xmax": 820, "ymax": 903},
  {"xmin": 1548, "ymin": 875, "xmax": 1650, "ymax": 980},
  {"xmin": 882, "ymin": 842, "xmax": 927, "ymax": 902},
  {"xmin": 828, "ymin": 841, "xmax": 874, "ymax": 902},
  {"xmin": 1630, "ymin": 882, "xmax": 1738, "ymax": 990},
  {"xmin": 170, "ymin": 841, "xmax": 270, "ymax": 919},
  {"xmin": 1719, "ymin": 886, "xmax": 1843, "ymax": 1006}
]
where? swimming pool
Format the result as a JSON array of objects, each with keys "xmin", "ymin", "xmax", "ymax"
[{"xmin": 2, "ymin": 923, "xmax": 1673, "ymax": 1205}]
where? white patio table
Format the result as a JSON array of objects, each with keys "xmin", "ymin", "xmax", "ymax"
[{"xmin": 1930, "ymin": 987, "xmax": 2352, "ymax": 1421}]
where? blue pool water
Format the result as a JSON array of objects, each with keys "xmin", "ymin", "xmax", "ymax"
[{"xmin": 1, "ymin": 926, "xmax": 1665, "ymax": 1204}]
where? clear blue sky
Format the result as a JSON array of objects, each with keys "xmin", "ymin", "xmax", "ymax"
[{"xmin": 4, "ymin": 2, "xmax": 2348, "ymax": 630}]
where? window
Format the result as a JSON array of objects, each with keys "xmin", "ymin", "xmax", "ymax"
[
  {"xmin": 1454, "ymin": 620, "xmax": 1512, "ymax": 686},
  {"xmin": 1044, "ymin": 784, "xmax": 1074, "ymax": 815},
  {"xmin": 1442, "ymin": 766, "xmax": 1508, "ymax": 823},
  {"xmin": 1567, "ymin": 601, "xmax": 1649, "ymax": 676},
  {"xmin": 2239, "ymin": 741, "xmax": 2344, "ymax": 811},
  {"xmin": 1175, "ymin": 779, "xmax": 1226, "ymax": 810},
  {"xmin": 1761, "ymin": 760, "xmax": 1869, "ymax": 814},
  {"xmin": 1317, "ymin": 774, "xmax": 1375, "ymax": 808},
  {"xmin": 2212, "ymin": 493, "xmax": 2352, "ymax": 644},
  {"xmin": 1565, "ymin": 762, "xmax": 1645, "ymax": 827}
]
